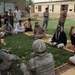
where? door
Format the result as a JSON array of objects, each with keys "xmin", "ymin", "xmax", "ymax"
[{"xmin": 38, "ymin": 5, "xmax": 41, "ymax": 12}]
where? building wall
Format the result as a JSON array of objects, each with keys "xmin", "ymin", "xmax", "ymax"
[
  {"xmin": 0, "ymin": 0, "xmax": 26, "ymax": 16},
  {"xmin": 34, "ymin": 1, "xmax": 75, "ymax": 19},
  {"xmin": 68, "ymin": 4, "xmax": 74, "ymax": 13},
  {"xmin": 34, "ymin": 1, "xmax": 75, "ymax": 13}
]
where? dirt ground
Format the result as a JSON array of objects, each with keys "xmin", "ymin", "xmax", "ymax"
[{"xmin": 65, "ymin": 41, "xmax": 75, "ymax": 52}]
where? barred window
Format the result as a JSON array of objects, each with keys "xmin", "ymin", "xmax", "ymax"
[{"xmin": 38, "ymin": 5, "xmax": 41, "ymax": 12}]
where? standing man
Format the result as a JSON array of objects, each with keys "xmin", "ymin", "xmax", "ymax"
[
  {"xmin": 9, "ymin": 9, "xmax": 14, "ymax": 28},
  {"xmin": 14, "ymin": 6, "xmax": 21, "ymax": 22},
  {"xmin": 42, "ymin": 7, "xmax": 49, "ymax": 30},
  {"xmin": 58, "ymin": 6, "xmax": 67, "ymax": 30},
  {"xmin": 3, "ymin": 11, "xmax": 9, "ymax": 24}
]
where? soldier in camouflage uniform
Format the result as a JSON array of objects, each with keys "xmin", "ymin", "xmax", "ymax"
[
  {"xmin": 0, "ymin": 48, "xmax": 20, "ymax": 75},
  {"xmin": 58, "ymin": 6, "xmax": 67, "ymax": 29},
  {"xmin": 20, "ymin": 39, "xmax": 55, "ymax": 75}
]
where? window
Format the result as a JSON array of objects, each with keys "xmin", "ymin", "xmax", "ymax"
[
  {"xmin": 38, "ymin": 5, "xmax": 41, "ymax": 12},
  {"xmin": 52, "ymin": 5, "xmax": 54, "ymax": 12},
  {"xmin": 69, "ymin": 9, "xmax": 72, "ymax": 11},
  {"xmin": 36, "ymin": 7, "xmax": 37, "ymax": 9}
]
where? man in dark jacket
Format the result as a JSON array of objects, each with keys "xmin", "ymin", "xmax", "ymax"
[{"xmin": 48, "ymin": 25, "xmax": 67, "ymax": 48}]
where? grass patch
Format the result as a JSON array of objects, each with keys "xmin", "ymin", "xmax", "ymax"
[
  {"xmin": 0, "ymin": 19, "xmax": 75, "ymax": 74},
  {"xmin": 32, "ymin": 19, "xmax": 75, "ymax": 39},
  {"xmin": 0, "ymin": 34, "xmax": 73, "ymax": 75}
]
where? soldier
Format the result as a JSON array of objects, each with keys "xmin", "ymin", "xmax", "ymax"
[
  {"xmin": 20, "ymin": 39, "xmax": 55, "ymax": 75},
  {"xmin": 58, "ymin": 6, "xmax": 67, "ymax": 29},
  {"xmin": 0, "ymin": 48, "xmax": 20, "ymax": 75}
]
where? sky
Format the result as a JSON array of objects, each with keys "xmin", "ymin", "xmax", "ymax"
[{"xmin": 33, "ymin": 0, "xmax": 63, "ymax": 3}]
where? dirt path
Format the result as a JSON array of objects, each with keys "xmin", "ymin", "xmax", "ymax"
[{"xmin": 24, "ymin": 32, "xmax": 74, "ymax": 52}]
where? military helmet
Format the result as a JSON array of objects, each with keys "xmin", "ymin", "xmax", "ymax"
[{"xmin": 32, "ymin": 39, "xmax": 46, "ymax": 53}]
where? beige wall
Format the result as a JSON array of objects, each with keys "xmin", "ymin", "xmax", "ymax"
[
  {"xmin": 53, "ymin": 4, "xmax": 60, "ymax": 13},
  {"xmin": 68, "ymin": 4, "xmax": 74, "ymax": 13},
  {"xmin": 34, "ymin": 1, "xmax": 75, "ymax": 14}
]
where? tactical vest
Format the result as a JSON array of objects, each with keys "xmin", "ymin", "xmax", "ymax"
[{"xmin": 29, "ymin": 53, "xmax": 55, "ymax": 75}]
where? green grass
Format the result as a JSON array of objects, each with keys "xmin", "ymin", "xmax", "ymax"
[
  {"xmin": 32, "ymin": 19, "xmax": 75, "ymax": 39},
  {"xmin": 0, "ymin": 34, "xmax": 73, "ymax": 75},
  {"xmin": 0, "ymin": 19, "xmax": 75, "ymax": 75}
]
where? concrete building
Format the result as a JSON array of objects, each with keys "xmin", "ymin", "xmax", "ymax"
[
  {"xmin": 34, "ymin": 1, "xmax": 75, "ymax": 19},
  {"xmin": 0, "ymin": 0, "xmax": 26, "ymax": 17}
]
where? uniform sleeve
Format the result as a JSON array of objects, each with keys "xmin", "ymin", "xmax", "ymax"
[
  {"xmin": 27, "ymin": 58, "xmax": 36, "ymax": 71},
  {"xmin": 49, "ymin": 53, "xmax": 55, "ymax": 67},
  {"xmin": 64, "ymin": 10, "xmax": 67, "ymax": 18}
]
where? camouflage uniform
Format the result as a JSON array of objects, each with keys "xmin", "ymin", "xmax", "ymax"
[
  {"xmin": 58, "ymin": 10, "xmax": 67, "ymax": 29},
  {"xmin": 27, "ymin": 53, "xmax": 55, "ymax": 75},
  {"xmin": 20, "ymin": 40, "xmax": 55, "ymax": 75},
  {"xmin": 0, "ymin": 49, "xmax": 19, "ymax": 74}
]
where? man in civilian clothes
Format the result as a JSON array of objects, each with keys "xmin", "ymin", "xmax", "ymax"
[{"xmin": 42, "ymin": 7, "xmax": 49, "ymax": 30}]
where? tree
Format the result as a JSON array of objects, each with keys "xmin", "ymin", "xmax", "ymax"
[{"xmin": 26, "ymin": 0, "xmax": 33, "ymax": 5}]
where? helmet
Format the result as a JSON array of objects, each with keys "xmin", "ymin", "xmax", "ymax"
[{"xmin": 32, "ymin": 39, "xmax": 46, "ymax": 53}]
